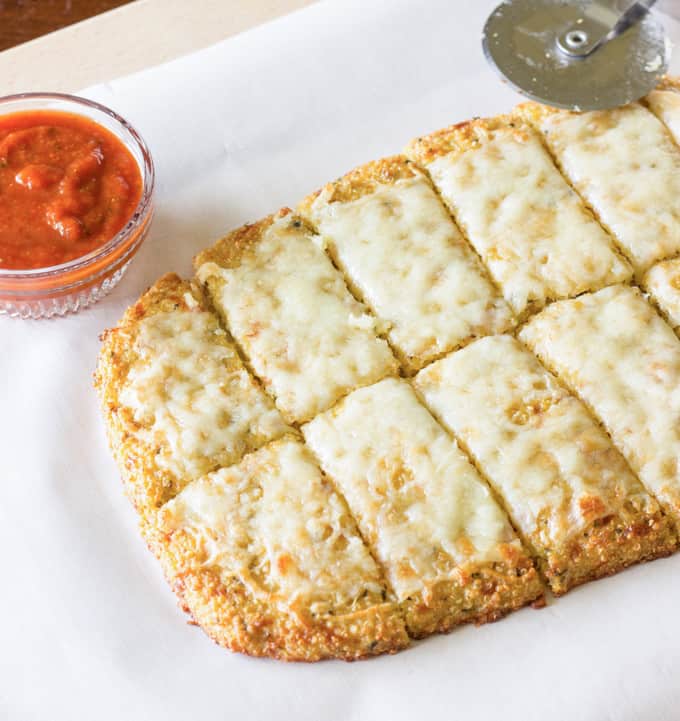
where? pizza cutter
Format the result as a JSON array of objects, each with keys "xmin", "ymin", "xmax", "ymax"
[{"xmin": 482, "ymin": 0, "xmax": 671, "ymax": 110}]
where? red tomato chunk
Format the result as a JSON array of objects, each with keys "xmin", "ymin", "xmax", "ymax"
[{"xmin": 0, "ymin": 110, "xmax": 142, "ymax": 270}]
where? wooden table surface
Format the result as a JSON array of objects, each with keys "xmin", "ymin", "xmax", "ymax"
[
  {"xmin": 0, "ymin": 0, "xmax": 134, "ymax": 52},
  {"xmin": 0, "ymin": 0, "xmax": 313, "ymax": 94}
]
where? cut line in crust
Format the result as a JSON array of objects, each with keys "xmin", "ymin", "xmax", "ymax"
[
  {"xmin": 96, "ymin": 78, "xmax": 680, "ymax": 663},
  {"xmin": 518, "ymin": 101, "xmax": 680, "ymax": 277},
  {"xmin": 520, "ymin": 285, "xmax": 680, "ymax": 534},
  {"xmin": 405, "ymin": 115, "xmax": 632, "ymax": 318},
  {"xmin": 194, "ymin": 209, "xmax": 398, "ymax": 423},
  {"xmin": 147, "ymin": 437, "xmax": 409, "ymax": 661},
  {"xmin": 94, "ymin": 273, "xmax": 291, "ymax": 519},
  {"xmin": 299, "ymin": 155, "xmax": 514, "ymax": 373},
  {"xmin": 414, "ymin": 335, "xmax": 678, "ymax": 595},
  {"xmin": 303, "ymin": 377, "xmax": 544, "ymax": 636}
]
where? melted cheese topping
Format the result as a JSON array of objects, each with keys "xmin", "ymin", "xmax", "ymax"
[
  {"xmin": 415, "ymin": 336, "xmax": 646, "ymax": 552},
  {"xmin": 119, "ymin": 309, "xmax": 289, "ymax": 482},
  {"xmin": 519, "ymin": 285, "xmax": 680, "ymax": 518},
  {"xmin": 163, "ymin": 439, "xmax": 385, "ymax": 616},
  {"xmin": 197, "ymin": 216, "xmax": 396, "ymax": 422},
  {"xmin": 303, "ymin": 378, "xmax": 518, "ymax": 599},
  {"xmin": 645, "ymin": 259, "xmax": 680, "ymax": 330},
  {"xmin": 646, "ymin": 88, "xmax": 680, "ymax": 146},
  {"xmin": 426, "ymin": 125, "xmax": 630, "ymax": 315},
  {"xmin": 306, "ymin": 175, "xmax": 513, "ymax": 370},
  {"xmin": 534, "ymin": 104, "xmax": 680, "ymax": 274}
]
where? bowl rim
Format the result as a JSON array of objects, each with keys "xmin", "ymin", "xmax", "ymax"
[{"xmin": 0, "ymin": 91, "xmax": 155, "ymax": 279}]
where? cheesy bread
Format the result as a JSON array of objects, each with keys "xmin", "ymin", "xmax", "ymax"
[
  {"xmin": 520, "ymin": 102, "xmax": 680, "ymax": 276},
  {"xmin": 94, "ymin": 273, "xmax": 291, "ymax": 518},
  {"xmin": 97, "ymin": 78, "xmax": 680, "ymax": 663},
  {"xmin": 299, "ymin": 156, "xmax": 513, "ymax": 373},
  {"xmin": 406, "ymin": 116, "xmax": 631, "ymax": 316},
  {"xmin": 194, "ymin": 210, "xmax": 397, "ymax": 423},
  {"xmin": 520, "ymin": 285, "xmax": 680, "ymax": 531},
  {"xmin": 303, "ymin": 378, "xmax": 543, "ymax": 636},
  {"xmin": 415, "ymin": 336, "xmax": 676, "ymax": 594},
  {"xmin": 150, "ymin": 437, "xmax": 409, "ymax": 661}
]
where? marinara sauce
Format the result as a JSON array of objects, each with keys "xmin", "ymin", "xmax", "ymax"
[{"xmin": 0, "ymin": 110, "xmax": 143, "ymax": 270}]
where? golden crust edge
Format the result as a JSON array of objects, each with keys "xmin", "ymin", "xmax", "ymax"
[
  {"xmin": 147, "ymin": 519, "xmax": 545, "ymax": 657},
  {"xmin": 404, "ymin": 113, "xmax": 535, "ymax": 165},
  {"xmin": 94, "ymin": 273, "xmax": 209, "ymax": 519},
  {"xmin": 536, "ymin": 501, "xmax": 678, "ymax": 596},
  {"xmin": 407, "ymin": 76, "xmax": 680, "ymax": 167},
  {"xmin": 298, "ymin": 155, "xmax": 420, "ymax": 213},
  {"xmin": 193, "ymin": 208, "xmax": 316, "ymax": 272},
  {"xmin": 94, "ymin": 272, "xmax": 292, "ymax": 519},
  {"xmin": 399, "ymin": 549, "xmax": 544, "ymax": 638},
  {"xmin": 144, "ymin": 519, "xmax": 410, "ymax": 662}
]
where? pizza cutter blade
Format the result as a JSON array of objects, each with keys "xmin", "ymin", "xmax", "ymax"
[{"xmin": 482, "ymin": 0, "xmax": 670, "ymax": 110}]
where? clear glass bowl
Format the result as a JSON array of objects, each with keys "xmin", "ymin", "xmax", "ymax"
[{"xmin": 0, "ymin": 93, "xmax": 155, "ymax": 319}]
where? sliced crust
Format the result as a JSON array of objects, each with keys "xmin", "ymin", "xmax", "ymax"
[
  {"xmin": 518, "ymin": 101, "xmax": 680, "ymax": 276},
  {"xmin": 299, "ymin": 155, "xmax": 514, "ymax": 373},
  {"xmin": 302, "ymin": 378, "xmax": 543, "ymax": 637},
  {"xmin": 298, "ymin": 155, "xmax": 420, "ymax": 209},
  {"xmin": 96, "ymin": 78, "xmax": 680, "ymax": 663},
  {"xmin": 396, "ymin": 546, "xmax": 542, "ymax": 637},
  {"xmin": 414, "ymin": 336, "xmax": 677, "ymax": 595},
  {"xmin": 147, "ymin": 437, "xmax": 409, "ymax": 661},
  {"xmin": 194, "ymin": 210, "xmax": 285, "ymax": 271},
  {"xmin": 94, "ymin": 273, "xmax": 291, "ymax": 518},
  {"xmin": 194, "ymin": 209, "xmax": 398, "ymax": 423},
  {"xmin": 405, "ymin": 114, "xmax": 521, "ymax": 166},
  {"xmin": 519, "ymin": 285, "xmax": 680, "ymax": 533},
  {"xmin": 405, "ymin": 116, "xmax": 631, "ymax": 317}
]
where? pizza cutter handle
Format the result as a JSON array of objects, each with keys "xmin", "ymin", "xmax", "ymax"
[
  {"xmin": 605, "ymin": 0, "xmax": 658, "ymax": 43},
  {"xmin": 557, "ymin": 0, "xmax": 658, "ymax": 58}
]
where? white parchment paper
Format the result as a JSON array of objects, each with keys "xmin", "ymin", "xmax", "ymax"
[{"xmin": 2, "ymin": 2, "xmax": 680, "ymax": 719}]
